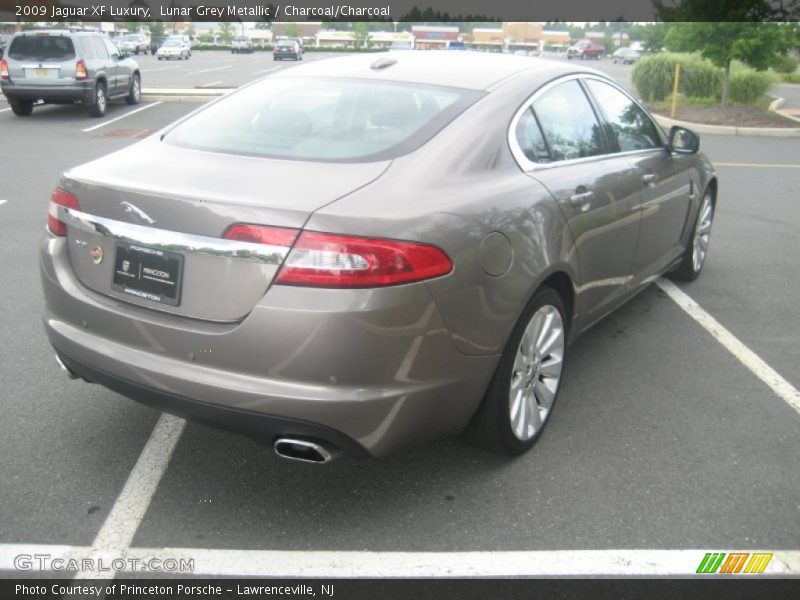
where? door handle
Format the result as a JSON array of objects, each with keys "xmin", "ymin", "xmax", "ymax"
[
  {"xmin": 569, "ymin": 190, "xmax": 594, "ymax": 211},
  {"xmin": 642, "ymin": 173, "xmax": 657, "ymax": 185}
]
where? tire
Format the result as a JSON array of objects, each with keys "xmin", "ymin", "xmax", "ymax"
[
  {"xmin": 669, "ymin": 190, "xmax": 715, "ymax": 281},
  {"xmin": 87, "ymin": 82, "xmax": 107, "ymax": 118},
  {"xmin": 10, "ymin": 99, "xmax": 34, "ymax": 116},
  {"xmin": 125, "ymin": 73, "xmax": 141, "ymax": 105},
  {"xmin": 465, "ymin": 286, "xmax": 568, "ymax": 455}
]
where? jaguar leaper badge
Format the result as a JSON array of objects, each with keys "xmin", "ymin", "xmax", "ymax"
[{"xmin": 89, "ymin": 245, "xmax": 104, "ymax": 265}]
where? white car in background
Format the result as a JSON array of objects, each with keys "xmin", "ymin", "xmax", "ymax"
[{"xmin": 156, "ymin": 38, "xmax": 191, "ymax": 61}]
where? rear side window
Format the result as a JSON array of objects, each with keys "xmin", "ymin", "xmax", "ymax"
[
  {"xmin": 532, "ymin": 80, "xmax": 606, "ymax": 161},
  {"xmin": 164, "ymin": 78, "xmax": 482, "ymax": 162},
  {"xmin": 585, "ymin": 79, "xmax": 662, "ymax": 152},
  {"xmin": 8, "ymin": 35, "xmax": 76, "ymax": 61},
  {"xmin": 92, "ymin": 37, "xmax": 109, "ymax": 59},
  {"xmin": 514, "ymin": 108, "xmax": 549, "ymax": 163},
  {"xmin": 78, "ymin": 37, "xmax": 98, "ymax": 60}
]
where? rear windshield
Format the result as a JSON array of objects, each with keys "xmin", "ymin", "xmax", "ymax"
[
  {"xmin": 277, "ymin": 41, "xmax": 295, "ymax": 47},
  {"xmin": 163, "ymin": 77, "xmax": 482, "ymax": 162},
  {"xmin": 8, "ymin": 35, "xmax": 76, "ymax": 61}
]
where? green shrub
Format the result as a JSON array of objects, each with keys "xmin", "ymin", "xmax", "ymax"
[
  {"xmin": 678, "ymin": 55, "xmax": 722, "ymax": 99},
  {"xmin": 633, "ymin": 53, "xmax": 777, "ymax": 105},
  {"xmin": 632, "ymin": 53, "xmax": 677, "ymax": 102},
  {"xmin": 772, "ymin": 54, "xmax": 799, "ymax": 74},
  {"xmin": 782, "ymin": 73, "xmax": 800, "ymax": 84},
  {"xmin": 728, "ymin": 67, "xmax": 777, "ymax": 104}
]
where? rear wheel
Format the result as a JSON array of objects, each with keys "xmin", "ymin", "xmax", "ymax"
[
  {"xmin": 125, "ymin": 73, "xmax": 141, "ymax": 105},
  {"xmin": 669, "ymin": 191, "xmax": 715, "ymax": 281},
  {"xmin": 87, "ymin": 82, "xmax": 107, "ymax": 118},
  {"xmin": 10, "ymin": 99, "xmax": 34, "ymax": 116},
  {"xmin": 465, "ymin": 286, "xmax": 567, "ymax": 455}
]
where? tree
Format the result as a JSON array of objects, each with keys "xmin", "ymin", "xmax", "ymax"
[
  {"xmin": 641, "ymin": 22, "xmax": 668, "ymax": 53},
  {"xmin": 118, "ymin": 22, "xmax": 140, "ymax": 33},
  {"xmin": 655, "ymin": 1, "xmax": 797, "ymax": 106},
  {"xmin": 353, "ymin": 22, "xmax": 369, "ymax": 48},
  {"xmin": 218, "ymin": 22, "xmax": 235, "ymax": 44},
  {"xmin": 283, "ymin": 23, "xmax": 301, "ymax": 38},
  {"xmin": 148, "ymin": 22, "xmax": 165, "ymax": 38},
  {"xmin": 185, "ymin": 24, "xmax": 196, "ymax": 39},
  {"xmin": 664, "ymin": 22, "xmax": 793, "ymax": 106}
]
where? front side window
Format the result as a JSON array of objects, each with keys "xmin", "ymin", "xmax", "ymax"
[
  {"xmin": 164, "ymin": 78, "xmax": 480, "ymax": 162},
  {"xmin": 532, "ymin": 80, "xmax": 607, "ymax": 161},
  {"xmin": 103, "ymin": 38, "xmax": 119, "ymax": 58},
  {"xmin": 585, "ymin": 79, "xmax": 662, "ymax": 152}
]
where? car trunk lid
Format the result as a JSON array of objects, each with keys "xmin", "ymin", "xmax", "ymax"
[{"xmin": 60, "ymin": 138, "xmax": 390, "ymax": 321}]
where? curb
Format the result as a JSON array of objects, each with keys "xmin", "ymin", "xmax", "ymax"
[
  {"xmin": 142, "ymin": 87, "xmax": 233, "ymax": 102},
  {"xmin": 652, "ymin": 101, "xmax": 800, "ymax": 137}
]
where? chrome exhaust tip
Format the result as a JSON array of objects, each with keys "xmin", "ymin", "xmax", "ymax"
[
  {"xmin": 274, "ymin": 438, "xmax": 337, "ymax": 464},
  {"xmin": 54, "ymin": 354, "xmax": 78, "ymax": 380}
]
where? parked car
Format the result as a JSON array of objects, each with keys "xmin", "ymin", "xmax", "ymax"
[
  {"xmin": 40, "ymin": 53, "xmax": 716, "ymax": 462},
  {"xmin": 273, "ymin": 40, "xmax": 301, "ymax": 61},
  {"xmin": 1, "ymin": 29, "xmax": 141, "ymax": 117},
  {"xmin": 231, "ymin": 37, "xmax": 254, "ymax": 54},
  {"xmin": 156, "ymin": 38, "xmax": 191, "ymax": 61},
  {"xmin": 567, "ymin": 40, "xmax": 605, "ymax": 60},
  {"xmin": 116, "ymin": 34, "xmax": 148, "ymax": 55},
  {"xmin": 149, "ymin": 35, "xmax": 167, "ymax": 55},
  {"xmin": 612, "ymin": 47, "xmax": 643, "ymax": 64}
]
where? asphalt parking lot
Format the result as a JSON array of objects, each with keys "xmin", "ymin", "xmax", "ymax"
[{"xmin": 0, "ymin": 52, "xmax": 798, "ymax": 578}]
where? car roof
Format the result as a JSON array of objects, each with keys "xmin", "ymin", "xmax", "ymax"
[{"xmin": 272, "ymin": 51, "xmax": 602, "ymax": 91}]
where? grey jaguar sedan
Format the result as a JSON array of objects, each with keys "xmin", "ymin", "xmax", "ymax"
[{"xmin": 40, "ymin": 52, "xmax": 716, "ymax": 462}]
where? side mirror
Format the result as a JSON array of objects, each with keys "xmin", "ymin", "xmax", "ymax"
[{"xmin": 668, "ymin": 126, "xmax": 700, "ymax": 155}]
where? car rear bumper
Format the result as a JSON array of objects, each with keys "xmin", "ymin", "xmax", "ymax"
[
  {"xmin": 1, "ymin": 80, "xmax": 95, "ymax": 104},
  {"xmin": 40, "ymin": 234, "xmax": 498, "ymax": 457}
]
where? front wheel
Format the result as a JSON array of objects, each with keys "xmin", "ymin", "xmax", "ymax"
[
  {"xmin": 465, "ymin": 286, "xmax": 567, "ymax": 455},
  {"xmin": 87, "ymin": 82, "xmax": 107, "ymax": 118},
  {"xmin": 669, "ymin": 191, "xmax": 715, "ymax": 281},
  {"xmin": 10, "ymin": 99, "xmax": 34, "ymax": 116}
]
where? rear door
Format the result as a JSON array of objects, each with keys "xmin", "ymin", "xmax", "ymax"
[
  {"xmin": 512, "ymin": 77, "xmax": 643, "ymax": 325},
  {"xmin": 583, "ymin": 77, "xmax": 693, "ymax": 280},
  {"xmin": 102, "ymin": 37, "xmax": 124, "ymax": 93}
]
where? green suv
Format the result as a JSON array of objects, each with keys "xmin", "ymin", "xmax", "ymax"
[{"xmin": 0, "ymin": 30, "xmax": 141, "ymax": 118}]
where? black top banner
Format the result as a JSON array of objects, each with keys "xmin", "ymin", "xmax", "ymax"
[{"xmin": 1, "ymin": 0, "xmax": 799, "ymax": 22}]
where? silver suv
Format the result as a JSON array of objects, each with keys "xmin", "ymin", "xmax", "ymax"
[{"xmin": 0, "ymin": 30, "xmax": 141, "ymax": 118}]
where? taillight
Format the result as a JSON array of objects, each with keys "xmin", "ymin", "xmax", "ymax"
[
  {"xmin": 0, "ymin": 60, "xmax": 9, "ymax": 80},
  {"xmin": 222, "ymin": 223, "xmax": 299, "ymax": 247},
  {"xmin": 276, "ymin": 231, "xmax": 452, "ymax": 288},
  {"xmin": 48, "ymin": 189, "xmax": 80, "ymax": 237},
  {"xmin": 75, "ymin": 59, "xmax": 87, "ymax": 81}
]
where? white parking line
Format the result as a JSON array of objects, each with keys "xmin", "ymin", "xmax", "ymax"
[
  {"xmin": 657, "ymin": 278, "xmax": 800, "ymax": 415},
  {"xmin": 252, "ymin": 66, "xmax": 282, "ymax": 75},
  {"xmin": 81, "ymin": 102, "xmax": 162, "ymax": 133},
  {"xmin": 0, "ymin": 200, "xmax": 7, "ymax": 207},
  {"xmin": 199, "ymin": 81, "xmax": 222, "ymax": 88},
  {"xmin": 72, "ymin": 413, "xmax": 186, "ymax": 580},
  {"xmin": 188, "ymin": 65, "xmax": 232, "ymax": 75},
  {"xmin": 0, "ymin": 545, "xmax": 797, "ymax": 576},
  {"xmin": 0, "ymin": 107, "xmax": 10, "ymax": 113}
]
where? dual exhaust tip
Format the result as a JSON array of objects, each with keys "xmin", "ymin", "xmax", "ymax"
[{"xmin": 274, "ymin": 438, "xmax": 338, "ymax": 464}]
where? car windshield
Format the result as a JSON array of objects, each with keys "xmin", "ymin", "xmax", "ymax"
[
  {"xmin": 164, "ymin": 77, "xmax": 482, "ymax": 162},
  {"xmin": 8, "ymin": 35, "xmax": 76, "ymax": 61},
  {"xmin": 163, "ymin": 40, "xmax": 181, "ymax": 47},
  {"xmin": 277, "ymin": 42, "xmax": 295, "ymax": 48}
]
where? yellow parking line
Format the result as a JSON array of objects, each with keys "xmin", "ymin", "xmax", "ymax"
[{"xmin": 714, "ymin": 162, "xmax": 800, "ymax": 169}]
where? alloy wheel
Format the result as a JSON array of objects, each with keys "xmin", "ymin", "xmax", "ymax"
[
  {"xmin": 692, "ymin": 195, "xmax": 714, "ymax": 272},
  {"xmin": 509, "ymin": 304, "xmax": 565, "ymax": 441}
]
